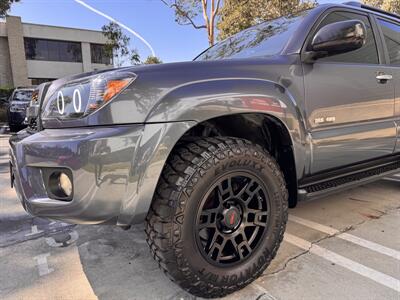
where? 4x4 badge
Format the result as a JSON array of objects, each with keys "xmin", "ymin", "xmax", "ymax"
[{"xmin": 315, "ymin": 116, "xmax": 336, "ymax": 124}]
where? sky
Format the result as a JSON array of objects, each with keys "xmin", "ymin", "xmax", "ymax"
[{"xmin": 8, "ymin": 0, "xmax": 349, "ymax": 63}]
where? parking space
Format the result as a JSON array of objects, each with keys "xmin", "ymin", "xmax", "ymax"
[{"xmin": 0, "ymin": 133, "xmax": 399, "ymax": 300}]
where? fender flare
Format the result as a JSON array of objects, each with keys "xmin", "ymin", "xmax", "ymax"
[{"xmin": 118, "ymin": 79, "xmax": 308, "ymax": 225}]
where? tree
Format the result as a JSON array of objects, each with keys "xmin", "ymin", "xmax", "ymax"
[
  {"xmin": 102, "ymin": 22, "xmax": 141, "ymax": 66},
  {"xmin": 144, "ymin": 56, "xmax": 163, "ymax": 64},
  {"xmin": 217, "ymin": 0, "xmax": 316, "ymax": 40},
  {"xmin": 0, "ymin": 0, "xmax": 20, "ymax": 17},
  {"xmin": 161, "ymin": 0, "xmax": 222, "ymax": 46},
  {"xmin": 363, "ymin": 0, "xmax": 400, "ymax": 14}
]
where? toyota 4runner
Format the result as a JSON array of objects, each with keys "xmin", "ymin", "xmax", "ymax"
[{"xmin": 9, "ymin": 2, "xmax": 400, "ymax": 298}]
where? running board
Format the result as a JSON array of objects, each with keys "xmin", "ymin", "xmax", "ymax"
[{"xmin": 298, "ymin": 160, "xmax": 400, "ymax": 201}]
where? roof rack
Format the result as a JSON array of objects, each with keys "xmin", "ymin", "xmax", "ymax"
[{"xmin": 343, "ymin": 1, "xmax": 400, "ymax": 19}]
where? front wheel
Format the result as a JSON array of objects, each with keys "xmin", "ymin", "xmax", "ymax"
[{"xmin": 145, "ymin": 137, "xmax": 288, "ymax": 298}]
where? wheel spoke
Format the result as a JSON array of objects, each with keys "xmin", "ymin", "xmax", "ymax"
[
  {"xmin": 245, "ymin": 211, "xmax": 268, "ymax": 227},
  {"xmin": 236, "ymin": 178, "xmax": 255, "ymax": 198},
  {"xmin": 206, "ymin": 231, "xmax": 228, "ymax": 262},
  {"xmin": 217, "ymin": 177, "xmax": 234, "ymax": 200},
  {"xmin": 231, "ymin": 232, "xmax": 252, "ymax": 259},
  {"xmin": 209, "ymin": 238, "xmax": 228, "ymax": 262},
  {"xmin": 199, "ymin": 209, "xmax": 219, "ymax": 229},
  {"xmin": 237, "ymin": 179, "xmax": 262, "ymax": 205},
  {"xmin": 254, "ymin": 211, "xmax": 268, "ymax": 227},
  {"xmin": 196, "ymin": 172, "xmax": 270, "ymax": 266}
]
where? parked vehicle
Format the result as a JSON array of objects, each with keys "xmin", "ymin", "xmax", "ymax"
[
  {"xmin": 9, "ymin": 2, "xmax": 400, "ymax": 298},
  {"xmin": 7, "ymin": 87, "xmax": 36, "ymax": 132},
  {"xmin": 25, "ymin": 82, "xmax": 53, "ymax": 131},
  {"xmin": 0, "ymin": 95, "xmax": 10, "ymax": 125}
]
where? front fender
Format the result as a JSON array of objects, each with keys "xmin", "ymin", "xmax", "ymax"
[{"xmin": 146, "ymin": 78, "xmax": 308, "ymax": 179}]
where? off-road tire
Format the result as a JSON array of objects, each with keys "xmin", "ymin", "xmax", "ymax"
[{"xmin": 145, "ymin": 137, "xmax": 288, "ymax": 298}]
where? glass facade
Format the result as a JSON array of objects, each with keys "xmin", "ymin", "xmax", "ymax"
[
  {"xmin": 90, "ymin": 43, "xmax": 112, "ymax": 65},
  {"xmin": 24, "ymin": 38, "xmax": 82, "ymax": 62},
  {"xmin": 30, "ymin": 78, "xmax": 55, "ymax": 85}
]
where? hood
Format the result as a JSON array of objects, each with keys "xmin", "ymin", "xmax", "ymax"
[{"xmin": 41, "ymin": 55, "xmax": 298, "ymax": 128}]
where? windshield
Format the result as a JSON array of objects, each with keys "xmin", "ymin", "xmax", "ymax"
[
  {"xmin": 12, "ymin": 90, "xmax": 33, "ymax": 102},
  {"xmin": 195, "ymin": 10, "xmax": 309, "ymax": 61}
]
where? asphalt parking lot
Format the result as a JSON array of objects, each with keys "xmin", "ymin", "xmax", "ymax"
[{"xmin": 0, "ymin": 132, "xmax": 399, "ymax": 300}]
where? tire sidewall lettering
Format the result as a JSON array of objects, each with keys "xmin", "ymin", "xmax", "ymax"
[{"xmin": 215, "ymin": 158, "xmax": 265, "ymax": 175}]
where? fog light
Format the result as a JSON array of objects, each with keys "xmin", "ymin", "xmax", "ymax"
[{"xmin": 59, "ymin": 172, "xmax": 72, "ymax": 197}]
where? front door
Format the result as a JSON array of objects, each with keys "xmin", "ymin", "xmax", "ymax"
[
  {"xmin": 303, "ymin": 9, "xmax": 397, "ymax": 174},
  {"xmin": 376, "ymin": 17, "xmax": 400, "ymax": 153}
]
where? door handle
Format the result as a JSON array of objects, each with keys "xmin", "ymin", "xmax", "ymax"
[{"xmin": 376, "ymin": 73, "xmax": 393, "ymax": 83}]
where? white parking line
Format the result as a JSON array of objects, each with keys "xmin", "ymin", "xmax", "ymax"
[
  {"xmin": 251, "ymin": 283, "xmax": 278, "ymax": 300},
  {"xmin": 25, "ymin": 225, "xmax": 43, "ymax": 237},
  {"xmin": 284, "ymin": 233, "xmax": 400, "ymax": 293},
  {"xmin": 384, "ymin": 178, "xmax": 400, "ymax": 183},
  {"xmin": 33, "ymin": 253, "xmax": 54, "ymax": 276},
  {"xmin": 289, "ymin": 215, "xmax": 400, "ymax": 260}
]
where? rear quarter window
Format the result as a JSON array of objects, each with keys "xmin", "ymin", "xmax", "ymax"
[{"xmin": 378, "ymin": 19, "xmax": 400, "ymax": 65}]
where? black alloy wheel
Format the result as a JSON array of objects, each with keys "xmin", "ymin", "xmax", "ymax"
[
  {"xmin": 196, "ymin": 172, "xmax": 270, "ymax": 266},
  {"xmin": 146, "ymin": 137, "xmax": 288, "ymax": 298}
]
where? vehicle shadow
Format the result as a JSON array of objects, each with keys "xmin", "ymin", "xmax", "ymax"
[
  {"xmin": 76, "ymin": 224, "xmax": 197, "ymax": 300},
  {"xmin": 75, "ymin": 179, "xmax": 400, "ymax": 300}
]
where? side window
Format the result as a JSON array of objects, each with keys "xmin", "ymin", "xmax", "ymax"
[
  {"xmin": 378, "ymin": 19, "xmax": 400, "ymax": 65},
  {"xmin": 312, "ymin": 11, "xmax": 379, "ymax": 64}
]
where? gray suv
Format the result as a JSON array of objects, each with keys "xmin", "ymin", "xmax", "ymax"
[{"xmin": 9, "ymin": 2, "xmax": 400, "ymax": 298}]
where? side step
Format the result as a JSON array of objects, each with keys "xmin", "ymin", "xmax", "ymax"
[{"xmin": 298, "ymin": 159, "xmax": 400, "ymax": 201}]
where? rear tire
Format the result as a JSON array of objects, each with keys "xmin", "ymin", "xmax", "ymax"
[{"xmin": 145, "ymin": 137, "xmax": 288, "ymax": 298}]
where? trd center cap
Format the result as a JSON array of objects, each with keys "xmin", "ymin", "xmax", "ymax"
[{"xmin": 221, "ymin": 207, "xmax": 241, "ymax": 229}]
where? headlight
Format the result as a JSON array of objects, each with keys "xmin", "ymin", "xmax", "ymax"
[{"xmin": 42, "ymin": 70, "xmax": 136, "ymax": 120}]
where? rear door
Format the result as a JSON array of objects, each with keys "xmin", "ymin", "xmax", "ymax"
[
  {"xmin": 375, "ymin": 17, "xmax": 400, "ymax": 152},
  {"xmin": 302, "ymin": 9, "xmax": 397, "ymax": 174}
]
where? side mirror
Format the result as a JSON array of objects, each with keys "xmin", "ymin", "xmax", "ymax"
[{"xmin": 303, "ymin": 20, "xmax": 366, "ymax": 63}]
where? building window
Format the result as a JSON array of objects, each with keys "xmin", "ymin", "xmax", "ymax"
[
  {"xmin": 30, "ymin": 78, "xmax": 56, "ymax": 85},
  {"xmin": 90, "ymin": 43, "xmax": 112, "ymax": 65},
  {"xmin": 24, "ymin": 38, "xmax": 82, "ymax": 63}
]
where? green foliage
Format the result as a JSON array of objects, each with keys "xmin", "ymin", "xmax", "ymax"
[
  {"xmin": 161, "ymin": 0, "xmax": 222, "ymax": 45},
  {"xmin": 363, "ymin": 0, "xmax": 400, "ymax": 14},
  {"xmin": 0, "ymin": 87, "xmax": 13, "ymax": 123},
  {"xmin": 0, "ymin": 87, "xmax": 14, "ymax": 99},
  {"xmin": 217, "ymin": 0, "xmax": 316, "ymax": 40},
  {"xmin": 165, "ymin": 0, "xmax": 204, "ymax": 27},
  {"xmin": 102, "ymin": 21, "xmax": 163, "ymax": 66},
  {"xmin": 0, "ymin": 0, "xmax": 20, "ymax": 18},
  {"xmin": 144, "ymin": 56, "xmax": 163, "ymax": 64},
  {"xmin": 130, "ymin": 49, "xmax": 142, "ymax": 65},
  {"xmin": 102, "ymin": 22, "xmax": 142, "ymax": 66}
]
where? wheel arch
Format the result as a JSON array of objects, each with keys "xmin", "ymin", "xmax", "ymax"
[
  {"xmin": 119, "ymin": 80, "xmax": 307, "ymax": 225},
  {"xmin": 178, "ymin": 113, "xmax": 299, "ymax": 208}
]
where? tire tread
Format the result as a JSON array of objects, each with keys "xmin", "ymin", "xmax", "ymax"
[{"xmin": 145, "ymin": 137, "xmax": 288, "ymax": 298}]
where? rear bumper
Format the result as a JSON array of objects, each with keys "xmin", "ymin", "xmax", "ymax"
[{"xmin": 9, "ymin": 122, "xmax": 195, "ymax": 225}]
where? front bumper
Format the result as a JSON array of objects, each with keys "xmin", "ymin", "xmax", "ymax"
[
  {"xmin": 10, "ymin": 125, "xmax": 144, "ymax": 224},
  {"xmin": 8, "ymin": 111, "xmax": 26, "ymax": 126},
  {"xmin": 9, "ymin": 122, "xmax": 195, "ymax": 225}
]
